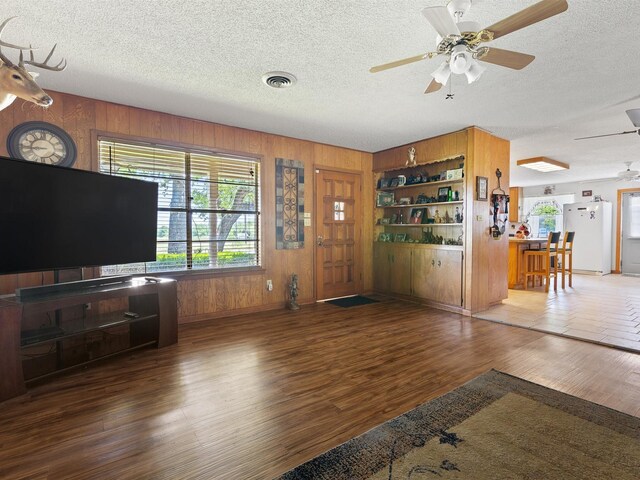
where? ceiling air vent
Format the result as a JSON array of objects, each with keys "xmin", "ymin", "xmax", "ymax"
[{"xmin": 262, "ymin": 71, "xmax": 297, "ymax": 89}]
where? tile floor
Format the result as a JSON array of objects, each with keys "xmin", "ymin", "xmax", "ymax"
[{"xmin": 473, "ymin": 273, "xmax": 640, "ymax": 353}]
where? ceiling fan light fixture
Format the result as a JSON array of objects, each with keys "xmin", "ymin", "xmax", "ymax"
[
  {"xmin": 431, "ymin": 61, "xmax": 452, "ymax": 86},
  {"xmin": 449, "ymin": 45, "xmax": 471, "ymax": 75},
  {"xmin": 464, "ymin": 59, "xmax": 486, "ymax": 84},
  {"xmin": 447, "ymin": 0, "xmax": 472, "ymax": 19},
  {"xmin": 517, "ymin": 157, "xmax": 569, "ymax": 172},
  {"xmin": 618, "ymin": 161, "xmax": 640, "ymax": 181}
]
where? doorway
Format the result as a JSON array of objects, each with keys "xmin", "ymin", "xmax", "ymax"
[
  {"xmin": 621, "ymin": 191, "xmax": 640, "ymax": 275},
  {"xmin": 314, "ymin": 169, "xmax": 362, "ymax": 300}
]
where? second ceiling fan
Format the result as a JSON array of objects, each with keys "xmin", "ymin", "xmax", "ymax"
[{"xmin": 370, "ymin": 0, "xmax": 568, "ymax": 94}]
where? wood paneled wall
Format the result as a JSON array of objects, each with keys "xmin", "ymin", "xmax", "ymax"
[
  {"xmin": 464, "ymin": 127, "xmax": 510, "ymax": 312},
  {"xmin": 372, "ymin": 130, "xmax": 467, "ymax": 172},
  {"xmin": 0, "ymin": 92, "xmax": 373, "ymax": 322}
]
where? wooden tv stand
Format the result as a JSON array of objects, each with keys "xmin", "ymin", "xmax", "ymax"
[{"xmin": 0, "ymin": 277, "xmax": 177, "ymax": 402}]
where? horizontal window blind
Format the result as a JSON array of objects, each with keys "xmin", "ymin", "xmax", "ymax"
[{"xmin": 98, "ymin": 139, "xmax": 260, "ymax": 275}]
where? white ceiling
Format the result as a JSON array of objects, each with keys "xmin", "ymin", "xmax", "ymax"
[{"xmin": 3, "ymin": 0, "xmax": 640, "ymax": 186}]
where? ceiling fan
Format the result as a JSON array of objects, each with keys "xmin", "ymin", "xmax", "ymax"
[
  {"xmin": 370, "ymin": 0, "xmax": 569, "ymax": 94},
  {"xmin": 616, "ymin": 162, "xmax": 640, "ymax": 182},
  {"xmin": 575, "ymin": 109, "xmax": 640, "ymax": 141}
]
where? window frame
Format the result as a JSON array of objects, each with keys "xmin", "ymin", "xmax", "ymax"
[
  {"xmin": 522, "ymin": 194, "xmax": 575, "ymax": 238},
  {"xmin": 92, "ymin": 131, "xmax": 264, "ymax": 277}
]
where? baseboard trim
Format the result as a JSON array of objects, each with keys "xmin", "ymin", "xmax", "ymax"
[
  {"xmin": 178, "ymin": 298, "xmax": 318, "ymax": 324},
  {"xmin": 371, "ymin": 289, "xmax": 466, "ymax": 315}
]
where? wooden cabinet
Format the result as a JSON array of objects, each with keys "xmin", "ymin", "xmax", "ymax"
[
  {"xmin": 389, "ymin": 247, "xmax": 412, "ymax": 296},
  {"xmin": 373, "ymin": 242, "xmax": 391, "ymax": 293},
  {"xmin": 373, "ymin": 243, "xmax": 411, "ymax": 295},
  {"xmin": 372, "ymin": 127, "xmax": 510, "ymax": 314},
  {"xmin": 374, "ymin": 244, "xmax": 463, "ymax": 307},
  {"xmin": 412, "ymin": 248, "xmax": 463, "ymax": 306},
  {"xmin": 509, "ymin": 187, "xmax": 522, "ymax": 223},
  {"xmin": 0, "ymin": 277, "xmax": 178, "ymax": 402},
  {"xmin": 373, "ymin": 150, "xmax": 465, "ymax": 309}
]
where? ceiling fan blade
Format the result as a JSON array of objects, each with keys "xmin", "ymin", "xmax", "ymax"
[
  {"xmin": 484, "ymin": 0, "xmax": 568, "ymax": 41},
  {"xmin": 627, "ymin": 109, "xmax": 640, "ymax": 128},
  {"xmin": 574, "ymin": 130, "xmax": 638, "ymax": 141},
  {"xmin": 422, "ymin": 6, "xmax": 460, "ymax": 38},
  {"xmin": 425, "ymin": 79, "xmax": 443, "ymax": 94},
  {"xmin": 477, "ymin": 47, "xmax": 535, "ymax": 70},
  {"xmin": 370, "ymin": 52, "xmax": 433, "ymax": 73}
]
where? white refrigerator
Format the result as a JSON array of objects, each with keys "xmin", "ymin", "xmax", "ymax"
[{"xmin": 563, "ymin": 202, "xmax": 612, "ymax": 275}]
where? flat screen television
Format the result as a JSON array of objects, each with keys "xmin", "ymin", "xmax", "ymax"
[{"xmin": 0, "ymin": 156, "xmax": 158, "ymax": 275}]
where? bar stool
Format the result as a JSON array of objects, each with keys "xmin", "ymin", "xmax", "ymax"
[
  {"xmin": 524, "ymin": 231, "xmax": 561, "ymax": 292},
  {"xmin": 560, "ymin": 231, "xmax": 575, "ymax": 289}
]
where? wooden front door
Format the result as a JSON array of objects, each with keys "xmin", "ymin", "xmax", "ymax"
[{"xmin": 315, "ymin": 169, "xmax": 362, "ymax": 300}]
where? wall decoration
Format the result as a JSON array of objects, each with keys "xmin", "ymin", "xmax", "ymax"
[
  {"xmin": 476, "ymin": 176, "xmax": 488, "ymax": 201},
  {"xmin": 276, "ymin": 158, "xmax": 305, "ymax": 249},
  {"xmin": 7, "ymin": 122, "xmax": 77, "ymax": 167},
  {"xmin": 582, "ymin": 190, "xmax": 592, "ymax": 197},
  {"xmin": 0, "ymin": 17, "xmax": 67, "ymax": 113}
]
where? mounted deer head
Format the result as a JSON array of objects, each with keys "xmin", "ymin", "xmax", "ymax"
[{"xmin": 0, "ymin": 17, "xmax": 67, "ymax": 111}]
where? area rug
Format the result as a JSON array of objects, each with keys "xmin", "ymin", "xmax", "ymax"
[
  {"xmin": 278, "ymin": 370, "xmax": 640, "ymax": 479},
  {"xmin": 325, "ymin": 296, "xmax": 379, "ymax": 308}
]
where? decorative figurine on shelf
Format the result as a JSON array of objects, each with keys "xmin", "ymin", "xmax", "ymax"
[
  {"xmin": 455, "ymin": 207, "xmax": 463, "ymax": 224},
  {"xmin": 444, "ymin": 211, "xmax": 452, "ymax": 224},
  {"xmin": 454, "ymin": 190, "xmax": 460, "ymax": 201},
  {"xmin": 288, "ymin": 274, "xmax": 299, "ymax": 310},
  {"xmin": 406, "ymin": 146, "xmax": 416, "ymax": 166},
  {"xmin": 434, "ymin": 210, "xmax": 442, "ymax": 224},
  {"xmin": 422, "ymin": 228, "xmax": 444, "ymax": 245}
]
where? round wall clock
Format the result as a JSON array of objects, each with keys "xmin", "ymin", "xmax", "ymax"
[{"xmin": 7, "ymin": 121, "xmax": 77, "ymax": 167}]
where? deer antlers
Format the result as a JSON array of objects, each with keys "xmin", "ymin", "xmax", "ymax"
[
  {"xmin": 0, "ymin": 17, "xmax": 30, "ymax": 51},
  {"xmin": 20, "ymin": 45, "xmax": 67, "ymax": 71},
  {"xmin": 0, "ymin": 16, "xmax": 66, "ymax": 71}
]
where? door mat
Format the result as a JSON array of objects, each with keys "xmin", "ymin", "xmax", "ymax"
[{"xmin": 325, "ymin": 296, "xmax": 379, "ymax": 308}]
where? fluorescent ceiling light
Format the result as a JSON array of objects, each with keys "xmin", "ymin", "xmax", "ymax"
[{"xmin": 517, "ymin": 157, "xmax": 569, "ymax": 172}]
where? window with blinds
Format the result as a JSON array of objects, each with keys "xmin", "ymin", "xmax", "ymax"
[{"xmin": 98, "ymin": 138, "xmax": 260, "ymax": 275}]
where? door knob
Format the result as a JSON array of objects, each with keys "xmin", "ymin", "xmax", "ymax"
[{"xmin": 316, "ymin": 235, "xmax": 324, "ymax": 246}]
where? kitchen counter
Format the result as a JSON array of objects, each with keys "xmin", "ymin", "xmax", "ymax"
[
  {"xmin": 509, "ymin": 238, "xmax": 548, "ymax": 244},
  {"xmin": 508, "ymin": 238, "xmax": 548, "ymax": 289}
]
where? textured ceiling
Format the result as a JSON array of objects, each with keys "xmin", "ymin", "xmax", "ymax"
[{"xmin": 2, "ymin": 0, "xmax": 640, "ymax": 186}]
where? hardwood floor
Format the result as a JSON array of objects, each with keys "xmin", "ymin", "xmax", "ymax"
[
  {"xmin": 474, "ymin": 274, "xmax": 640, "ymax": 352},
  {"xmin": 1, "ymin": 298, "xmax": 640, "ymax": 479}
]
